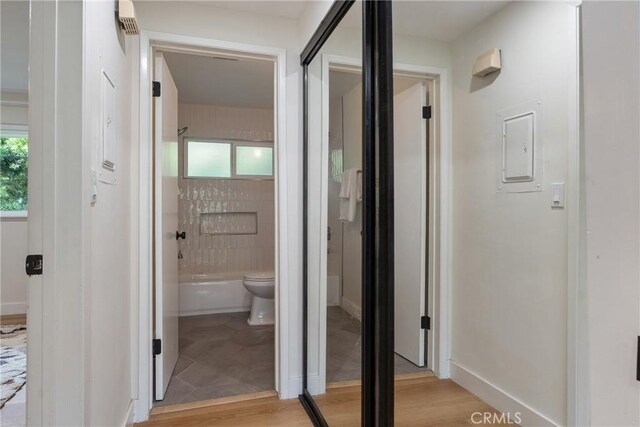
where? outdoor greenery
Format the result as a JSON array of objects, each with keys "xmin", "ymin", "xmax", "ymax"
[{"xmin": 0, "ymin": 137, "xmax": 28, "ymax": 211}]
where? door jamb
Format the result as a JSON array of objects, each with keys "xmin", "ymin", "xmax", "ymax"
[
  {"xmin": 310, "ymin": 54, "xmax": 451, "ymax": 392},
  {"xmin": 133, "ymin": 31, "xmax": 288, "ymax": 422}
]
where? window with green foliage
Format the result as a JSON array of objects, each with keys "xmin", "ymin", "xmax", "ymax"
[{"xmin": 0, "ymin": 136, "xmax": 28, "ymax": 211}]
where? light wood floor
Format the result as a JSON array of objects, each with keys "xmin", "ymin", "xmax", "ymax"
[
  {"xmin": 0, "ymin": 314, "xmax": 26, "ymax": 326},
  {"xmin": 137, "ymin": 374, "xmax": 507, "ymax": 426}
]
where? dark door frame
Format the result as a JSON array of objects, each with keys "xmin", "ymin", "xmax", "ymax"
[{"xmin": 299, "ymin": 1, "xmax": 395, "ymax": 425}]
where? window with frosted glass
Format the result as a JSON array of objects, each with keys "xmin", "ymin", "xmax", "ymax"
[
  {"xmin": 186, "ymin": 141, "xmax": 231, "ymax": 178},
  {"xmin": 235, "ymin": 146, "xmax": 273, "ymax": 176}
]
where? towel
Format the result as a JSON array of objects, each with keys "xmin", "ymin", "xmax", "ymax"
[{"xmin": 339, "ymin": 168, "xmax": 362, "ymax": 222}]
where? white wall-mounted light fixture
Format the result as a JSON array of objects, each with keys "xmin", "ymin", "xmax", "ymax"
[
  {"xmin": 472, "ymin": 48, "xmax": 501, "ymax": 77},
  {"xmin": 118, "ymin": 0, "xmax": 139, "ymax": 35}
]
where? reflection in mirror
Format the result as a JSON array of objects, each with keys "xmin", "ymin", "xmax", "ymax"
[
  {"xmin": 391, "ymin": 1, "xmax": 579, "ymax": 424},
  {"xmin": 305, "ymin": 3, "xmax": 363, "ymax": 425}
]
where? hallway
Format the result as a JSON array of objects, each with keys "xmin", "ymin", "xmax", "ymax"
[{"xmin": 138, "ymin": 374, "xmax": 508, "ymax": 426}]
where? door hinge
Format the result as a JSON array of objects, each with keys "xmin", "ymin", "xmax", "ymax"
[
  {"xmin": 636, "ymin": 336, "xmax": 640, "ymax": 381},
  {"xmin": 153, "ymin": 338, "xmax": 162, "ymax": 356},
  {"xmin": 152, "ymin": 81, "xmax": 161, "ymax": 97},
  {"xmin": 421, "ymin": 315, "xmax": 431, "ymax": 330},
  {"xmin": 422, "ymin": 106, "xmax": 432, "ymax": 119},
  {"xmin": 25, "ymin": 254, "xmax": 43, "ymax": 276}
]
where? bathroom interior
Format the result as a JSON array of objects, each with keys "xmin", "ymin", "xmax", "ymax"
[{"xmin": 155, "ymin": 51, "xmax": 277, "ymax": 406}]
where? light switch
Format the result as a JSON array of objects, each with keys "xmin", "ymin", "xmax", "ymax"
[
  {"xmin": 502, "ymin": 112, "xmax": 534, "ymax": 182},
  {"xmin": 551, "ymin": 182, "xmax": 565, "ymax": 208}
]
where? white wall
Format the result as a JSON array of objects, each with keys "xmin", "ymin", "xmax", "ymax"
[
  {"xmin": 177, "ymin": 103, "xmax": 275, "ymax": 275},
  {"xmin": 582, "ymin": 2, "xmax": 640, "ymax": 425},
  {"xmin": 0, "ymin": 218, "xmax": 27, "ymax": 314},
  {"xmin": 449, "ymin": 2, "xmax": 575, "ymax": 425},
  {"xmin": 298, "ymin": 0, "xmax": 333, "ymax": 50},
  {"xmin": 134, "ymin": 0, "xmax": 304, "ymax": 399},
  {"xmin": 326, "ymin": 96, "xmax": 343, "ymax": 305},
  {"xmin": 0, "ymin": 93, "xmax": 28, "ymax": 315},
  {"xmin": 340, "ymin": 82, "xmax": 362, "ymax": 316},
  {"xmin": 84, "ymin": 1, "xmax": 135, "ymax": 425}
]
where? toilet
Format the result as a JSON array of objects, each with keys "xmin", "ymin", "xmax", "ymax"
[{"xmin": 242, "ymin": 271, "xmax": 275, "ymax": 325}]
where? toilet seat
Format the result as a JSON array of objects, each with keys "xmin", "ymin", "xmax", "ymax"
[{"xmin": 243, "ymin": 271, "xmax": 274, "ymax": 282}]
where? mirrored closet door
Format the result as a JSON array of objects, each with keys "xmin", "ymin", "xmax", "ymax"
[{"xmin": 301, "ymin": 1, "xmax": 580, "ymax": 425}]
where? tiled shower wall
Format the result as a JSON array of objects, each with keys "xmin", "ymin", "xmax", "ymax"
[{"xmin": 178, "ymin": 103, "xmax": 275, "ymax": 274}]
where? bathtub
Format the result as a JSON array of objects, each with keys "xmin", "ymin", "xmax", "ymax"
[{"xmin": 179, "ymin": 272, "xmax": 251, "ymax": 317}]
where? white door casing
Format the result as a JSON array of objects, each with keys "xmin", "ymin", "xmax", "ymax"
[
  {"xmin": 393, "ymin": 82, "xmax": 428, "ymax": 367},
  {"xmin": 154, "ymin": 53, "xmax": 180, "ymax": 400}
]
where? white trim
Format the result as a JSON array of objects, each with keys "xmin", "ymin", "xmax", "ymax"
[
  {"xmin": 0, "ymin": 100, "xmax": 29, "ymax": 108},
  {"xmin": 133, "ymin": 31, "xmax": 153, "ymax": 423},
  {"xmin": 134, "ymin": 32, "xmax": 289, "ymax": 422},
  {"xmin": 566, "ymin": 3, "xmax": 588, "ymax": 426},
  {"xmin": 388, "ymin": 61, "xmax": 452, "ymax": 379},
  {"xmin": 0, "ymin": 302, "xmax": 28, "ymax": 315},
  {"xmin": 0, "ymin": 124, "xmax": 28, "ymax": 137},
  {"xmin": 450, "ymin": 361, "xmax": 558, "ymax": 427},
  {"xmin": 0, "ymin": 91, "xmax": 28, "ymax": 107},
  {"xmin": 0, "ymin": 210, "xmax": 28, "ymax": 220},
  {"xmin": 314, "ymin": 54, "xmax": 452, "ymax": 382},
  {"xmin": 122, "ymin": 400, "xmax": 135, "ymax": 427},
  {"xmin": 26, "ymin": 2, "xmax": 49, "ymax": 424}
]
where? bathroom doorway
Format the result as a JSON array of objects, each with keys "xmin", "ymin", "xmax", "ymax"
[
  {"xmin": 149, "ymin": 44, "xmax": 281, "ymax": 409},
  {"xmin": 317, "ymin": 60, "xmax": 440, "ymax": 391}
]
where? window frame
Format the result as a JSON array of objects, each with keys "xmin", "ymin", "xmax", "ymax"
[
  {"xmin": 183, "ymin": 137, "xmax": 274, "ymax": 180},
  {"xmin": 0, "ymin": 125, "xmax": 29, "ymax": 217}
]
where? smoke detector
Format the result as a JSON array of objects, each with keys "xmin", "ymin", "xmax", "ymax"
[{"xmin": 118, "ymin": 0, "xmax": 139, "ymax": 35}]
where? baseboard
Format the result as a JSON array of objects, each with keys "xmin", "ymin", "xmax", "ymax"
[
  {"xmin": 305, "ymin": 373, "xmax": 324, "ymax": 396},
  {"xmin": 150, "ymin": 390, "xmax": 277, "ymax": 418},
  {"xmin": 340, "ymin": 297, "xmax": 361, "ymax": 321},
  {"xmin": 1, "ymin": 302, "xmax": 27, "ymax": 316},
  {"xmin": 122, "ymin": 400, "xmax": 135, "ymax": 427},
  {"xmin": 327, "ymin": 275, "xmax": 340, "ymax": 306},
  {"xmin": 284, "ymin": 376, "xmax": 303, "ymax": 399},
  {"xmin": 179, "ymin": 307, "xmax": 250, "ymax": 317},
  {"xmin": 450, "ymin": 361, "xmax": 558, "ymax": 427}
]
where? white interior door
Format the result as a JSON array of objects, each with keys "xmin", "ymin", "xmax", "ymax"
[
  {"xmin": 154, "ymin": 53, "xmax": 179, "ymax": 400},
  {"xmin": 393, "ymin": 82, "xmax": 427, "ymax": 367}
]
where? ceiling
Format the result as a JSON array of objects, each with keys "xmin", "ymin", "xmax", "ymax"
[
  {"xmin": 330, "ymin": 70, "xmax": 426, "ymax": 101},
  {"xmin": 341, "ymin": 1, "xmax": 509, "ymax": 42},
  {"xmin": 189, "ymin": 0, "xmax": 308, "ymax": 20},
  {"xmin": 163, "ymin": 52, "xmax": 274, "ymax": 109},
  {"xmin": 0, "ymin": 0, "xmax": 509, "ymax": 97},
  {"xmin": 1, "ymin": 0, "xmax": 29, "ymax": 93},
  {"xmin": 330, "ymin": 71, "xmax": 361, "ymax": 101}
]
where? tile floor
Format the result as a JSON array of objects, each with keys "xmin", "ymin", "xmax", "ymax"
[
  {"xmin": 157, "ymin": 307, "xmax": 426, "ymax": 407},
  {"xmin": 326, "ymin": 306, "xmax": 427, "ymax": 383},
  {"xmin": 156, "ymin": 312, "xmax": 275, "ymax": 407}
]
